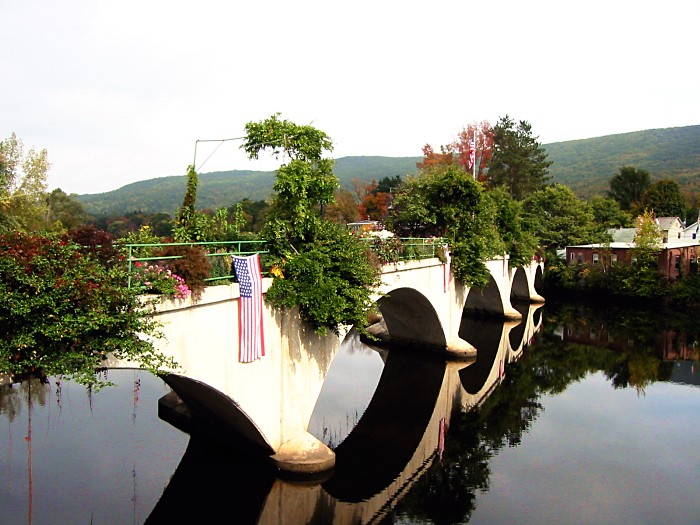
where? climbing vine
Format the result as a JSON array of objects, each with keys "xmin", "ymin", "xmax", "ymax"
[{"xmin": 243, "ymin": 114, "xmax": 380, "ymax": 335}]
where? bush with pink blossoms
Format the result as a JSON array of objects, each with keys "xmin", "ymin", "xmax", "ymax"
[{"xmin": 131, "ymin": 262, "xmax": 191, "ymax": 300}]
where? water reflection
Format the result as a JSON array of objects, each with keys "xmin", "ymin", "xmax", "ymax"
[
  {"xmin": 3, "ymin": 299, "xmax": 700, "ymax": 524},
  {"xmin": 0, "ymin": 371, "xmax": 188, "ymax": 525},
  {"xmin": 149, "ymin": 305, "xmax": 543, "ymax": 524}
]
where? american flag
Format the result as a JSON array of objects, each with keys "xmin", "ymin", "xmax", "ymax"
[
  {"xmin": 468, "ymin": 138, "xmax": 476, "ymax": 171},
  {"xmin": 443, "ymin": 244, "xmax": 451, "ymax": 293},
  {"xmin": 232, "ymin": 254, "xmax": 265, "ymax": 362}
]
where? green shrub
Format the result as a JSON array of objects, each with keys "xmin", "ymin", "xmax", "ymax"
[
  {"xmin": 264, "ymin": 221, "xmax": 381, "ymax": 335},
  {"xmin": 0, "ymin": 231, "xmax": 175, "ymax": 386}
]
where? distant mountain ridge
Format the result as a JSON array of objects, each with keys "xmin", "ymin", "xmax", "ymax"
[
  {"xmin": 78, "ymin": 125, "xmax": 700, "ymax": 216},
  {"xmin": 544, "ymin": 125, "xmax": 700, "ymax": 197}
]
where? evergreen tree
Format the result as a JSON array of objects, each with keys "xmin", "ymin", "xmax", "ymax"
[
  {"xmin": 607, "ymin": 166, "xmax": 651, "ymax": 211},
  {"xmin": 640, "ymin": 179, "xmax": 687, "ymax": 218},
  {"xmin": 488, "ymin": 116, "xmax": 552, "ymax": 199}
]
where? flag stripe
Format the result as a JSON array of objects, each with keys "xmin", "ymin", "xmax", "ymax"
[
  {"xmin": 468, "ymin": 138, "xmax": 476, "ymax": 170},
  {"xmin": 232, "ymin": 254, "xmax": 265, "ymax": 362},
  {"xmin": 443, "ymin": 244, "xmax": 451, "ymax": 293}
]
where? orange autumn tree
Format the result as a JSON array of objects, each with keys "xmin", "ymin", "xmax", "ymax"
[
  {"xmin": 417, "ymin": 121, "xmax": 493, "ymax": 182},
  {"xmin": 353, "ymin": 176, "xmax": 401, "ymax": 222},
  {"xmin": 416, "ymin": 144, "xmax": 457, "ymax": 170},
  {"xmin": 454, "ymin": 120, "xmax": 493, "ymax": 182}
]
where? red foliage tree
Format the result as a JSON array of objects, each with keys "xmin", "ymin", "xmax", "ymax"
[
  {"xmin": 453, "ymin": 120, "xmax": 493, "ymax": 182},
  {"xmin": 354, "ymin": 179, "xmax": 393, "ymax": 221},
  {"xmin": 416, "ymin": 144, "xmax": 456, "ymax": 171}
]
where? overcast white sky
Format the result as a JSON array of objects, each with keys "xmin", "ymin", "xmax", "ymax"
[{"xmin": 2, "ymin": 0, "xmax": 698, "ymax": 195}]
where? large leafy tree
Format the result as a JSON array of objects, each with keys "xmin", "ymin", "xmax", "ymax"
[
  {"xmin": 0, "ymin": 133, "xmax": 50, "ymax": 231},
  {"xmin": 354, "ymin": 178, "xmax": 396, "ymax": 221},
  {"xmin": 607, "ymin": 166, "xmax": 651, "ymax": 212},
  {"xmin": 417, "ymin": 122, "xmax": 494, "ymax": 182},
  {"xmin": 387, "ymin": 164, "xmax": 505, "ymax": 286},
  {"xmin": 640, "ymin": 179, "xmax": 687, "ymax": 218},
  {"xmin": 523, "ymin": 183, "xmax": 605, "ymax": 254},
  {"xmin": 588, "ymin": 195, "xmax": 633, "ymax": 229},
  {"xmin": 488, "ymin": 116, "xmax": 551, "ymax": 199},
  {"xmin": 324, "ymin": 188, "xmax": 360, "ymax": 224},
  {"xmin": 243, "ymin": 114, "xmax": 380, "ymax": 335},
  {"xmin": 244, "ymin": 113, "xmax": 338, "ymax": 248},
  {"xmin": 483, "ymin": 186, "xmax": 539, "ymax": 266},
  {"xmin": 45, "ymin": 188, "xmax": 92, "ymax": 231},
  {"xmin": 453, "ymin": 120, "xmax": 494, "ymax": 182}
]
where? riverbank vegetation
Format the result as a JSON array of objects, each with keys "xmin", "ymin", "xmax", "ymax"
[{"xmin": 0, "ymin": 231, "xmax": 177, "ymax": 386}]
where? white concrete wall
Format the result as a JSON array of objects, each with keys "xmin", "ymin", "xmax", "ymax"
[{"xmin": 109, "ymin": 256, "xmax": 544, "ymax": 464}]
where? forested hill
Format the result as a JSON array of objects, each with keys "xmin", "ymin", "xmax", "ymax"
[
  {"xmin": 544, "ymin": 125, "xmax": 700, "ymax": 198},
  {"xmin": 77, "ymin": 125, "xmax": 700, "ymax": 216},
  {"xmin": 77, "ymin": 156, "xmax": 422, "ymax": 217}
]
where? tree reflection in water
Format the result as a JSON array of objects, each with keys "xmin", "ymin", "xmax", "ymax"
[
  {"xmin": 2, "ymin": 298, "xmax": 698, "ymax": 524},
  {"xmin": 390, "ymin": 298, "xmax": 700, "ymax": 524}
]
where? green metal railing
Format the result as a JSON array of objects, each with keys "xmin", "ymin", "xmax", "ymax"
[
  {"xmin": 122, "ymin": 237, "xmax": 447, "ymax": 287},
  {"xmin": 122, "ymin": 240, "xmax": 268, "ymax": 288}
]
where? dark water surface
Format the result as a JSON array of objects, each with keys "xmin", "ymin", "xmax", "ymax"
[{"xmin": 1, "ymin": 299, "xmax": 699, "ymax": 524}]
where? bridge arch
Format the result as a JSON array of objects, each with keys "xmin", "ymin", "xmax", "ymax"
[
  {"xmin": 374, "ymin": 287, "xmax": 446, "ymax": 350},
  {"xmin": 459, "ymin": 316, "xmax": 503, "ymax": 395},
  {"xmin": 463, "ymin": 274, "xmax": 505, "ymax": 317},
  {"xmin": 159, "ymin": 374, "xmax": 272, "ymax": 454},
  {"xmin": 323, "ymin": 347, "xmax": 446, "ymax": 502},
  {"xmin": 510, "ymin": 267, "xmax": 531, "ymax": 303}
]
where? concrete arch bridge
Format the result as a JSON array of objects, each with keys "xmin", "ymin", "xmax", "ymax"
[
  {"xmin": 109, "ymin": 254, "xmax": 544, "ymax": 477},
  {"xmin": 145, "ymin": 304, "xmax": 544, "ymax": 524}
]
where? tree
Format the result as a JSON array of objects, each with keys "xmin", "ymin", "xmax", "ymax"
[
  {"xmin": 243, "ymin": 114, "xmax": 380, "ymax": 335},
  {"xmin": 624, "ymin": 210, "xmax": 663, "ymax": 297},
  {"xmin": 632, "ymin": 210, "xmax": 662, "ymax": 260},
  {"xmin": 488, "ymin": 116, "xmax": 551, "ymax": 199},
  {"xmin": 416, "ymin": 143, "xmax": 457, "ymax": 171},
  {"xmin": 640, "ymin": 179, "xmax": 687, "ymax": 218},
  {"xmin": 588, "ymin": 195, "xmax": 633, "ymax": 229},
  {"xmin": 607, "ymin": 166, "xmax": 651, "ymax": 211},
  {"xmin": 45, "ymin": 188, "xmax": 92, "ymax": 231},
  {"xmin": 0, "ymin": 133, "xmax": 50, "ymax": 231},
  {"xmin": 387, "ymin": 164, "xmax": 505, "ymax": 285},
  {"xmin": 173, "ymin": 165, "xmax": 208, "ymax": 241},
  {"xmin": 417, "ymin": 122, "xmax": 493, "ymax": 182},
  {"xmin": 523, "ymin": 184, "xmax": 605, "ymax": 253},
  {"xmin": 355, "ymin": 179, "xmax": 393, "ymax": 221},
  {"xmin": 324, "ymin": 188, "xmax": 360, "ymax": 224},
  {"xmin": 453, "ymin": 120, "xmax": 493, "ymax": 182},
  {"xmin": 232, "ymin": 198, "xmax": 269, "ymax": 233},
  {"xmin": 483, "ymin": 187, "xmax": 539, "ymax": 266},
  {"xmin": 244, "ymin": 113, "xmax": 338, "ymax": 248}
]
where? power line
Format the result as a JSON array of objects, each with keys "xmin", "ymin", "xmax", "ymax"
[{"xmin": 193, "ymin": 136, "xmax": 245, "ymax": 172}]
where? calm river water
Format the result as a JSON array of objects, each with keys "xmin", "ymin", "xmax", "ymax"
[{"xmin": 1, "ymin": 298, "xmax": 699, "ymax": 524}]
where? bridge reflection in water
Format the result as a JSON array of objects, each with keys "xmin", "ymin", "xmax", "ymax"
[{"xmin": 146, "ymin": 303, "xmax": 543, "ymax": 525}]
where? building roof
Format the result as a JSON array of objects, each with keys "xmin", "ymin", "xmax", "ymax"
[
  {"xmin": 568, "ymin": 240, "xmax": 700, "ymax": 250},
  {"xmin": 607, "ymin": 228, "xmax": 636, "ymax": 242},
  {"xmin": 657, "ymin": 216, "xmax": 683, "ymax": 230},
  {"xmin": 683, "ymin": 221, "xmax": 699, "ymax": 233}
]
